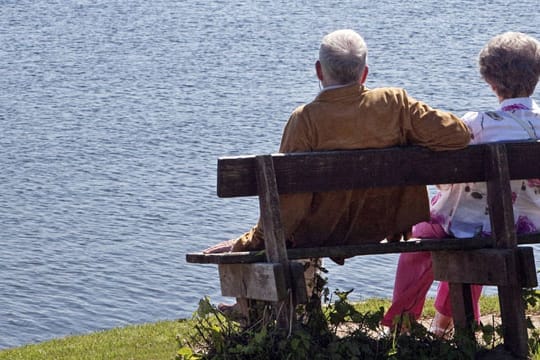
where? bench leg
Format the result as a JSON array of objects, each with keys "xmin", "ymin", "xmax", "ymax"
[
  {"xmin": 236, "ymin": 297, "xmax": 250, "ymax": 322},
  {"xmin": 449, "ymin": 282, "xmax": 475, "ymax": 338},
  {"xmin": 498, "ymin": 284, "xmax": 528, "ymax": 358}
]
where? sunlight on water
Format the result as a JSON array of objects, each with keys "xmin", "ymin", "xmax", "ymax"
[{"xmin": 1, "ymin": 0, "xmax": 539, "ymax": 349}]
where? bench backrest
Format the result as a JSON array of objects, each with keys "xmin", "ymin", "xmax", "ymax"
[{"xmin": 217, "ymin": 141, "xmax": 540, "ymax": 198}]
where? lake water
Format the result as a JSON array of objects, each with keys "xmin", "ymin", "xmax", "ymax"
[{"xmin": 1, "ymin": 0, "xmax": 540, "ymax": 350}]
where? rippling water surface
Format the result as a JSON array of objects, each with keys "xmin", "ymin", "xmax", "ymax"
[{"xmin": 1, "ymin": 0, "xmax": 540, "ymax": 349}]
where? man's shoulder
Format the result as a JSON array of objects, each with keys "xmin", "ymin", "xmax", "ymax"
[
  {"xmin": 314, "ymin": 85, "xmax": 408, "ymax": 102},
  {"xmin": 363, "ymin": 86, "xmax": 408, "ymax": 101},
  {"xmin": 366, "ymin": 86, "xmax": 407, "ymax": 94},
  {"xmin": 289, "ymin": 104, "xmax": 308, "ymax": 118}
]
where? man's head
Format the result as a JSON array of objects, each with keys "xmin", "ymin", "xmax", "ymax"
[
  {"xmin": 317, "ymin": 29, "xmax": 368, "ymax": 87},
  {"xmin": 479, "ymin": 32, "xmax": 540, "ymax": 99}
]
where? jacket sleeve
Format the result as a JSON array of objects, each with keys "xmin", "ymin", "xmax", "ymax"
[
  {"xmin": 402, "ymin": 91, "xmax": 472, "ymax": 150},
  {"xmin": 277, "ymin": 107, "xmax": 313, "ymax": 243},
  {"xmin": 231, "ymin": 107, "xmax": 314, "ymax": 252},
  {"xmin": 279, "ymin": 106, "xmax": 313, "ymax": 152}
]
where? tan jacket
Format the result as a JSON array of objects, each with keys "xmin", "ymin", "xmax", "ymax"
[{"xmin": 232, "ymin": 84, "xmax": 470, "ymax": 251}]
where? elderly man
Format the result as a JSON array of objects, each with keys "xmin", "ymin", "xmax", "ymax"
[{"xmin": 205, "ymin": 29, "xmax": 470, "ymax": 256}]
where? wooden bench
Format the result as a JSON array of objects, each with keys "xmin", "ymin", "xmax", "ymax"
[{"xmin": 186, "ymin": 141, "xmax": 540, "ymax": 358}]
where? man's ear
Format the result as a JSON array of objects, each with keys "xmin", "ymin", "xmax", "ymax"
[
  {"xmin": 360, "ymin": 65, "xmax": 369, "ymax": 84},
  {"xmin": 316, "ymin": 60, "xmax": 324, "ymax": 81}
]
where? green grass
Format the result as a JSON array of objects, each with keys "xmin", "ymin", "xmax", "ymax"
[
  {"xmin": 354, "ymin": 294, "xmax": 505, "ymax": 319},
  {"xmin": 1, "ymin": 295, "xmax": 537, "ymax": 360},
  {"xmin": 0, "ymin": 319, "xmax": 191, "ymax": 360}
]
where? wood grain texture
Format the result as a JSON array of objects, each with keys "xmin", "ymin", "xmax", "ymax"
[
  {"xmin": 255, "ymin": 156, "xmax": 289, "ymax": 265},
  {"xmin": 432, "ymin": 249, "xmax": 513, "ymax": 285},
  {"xmin": 485, "ymin": 144, "xmax": 528, "ymax": 357},
  {"xmin": 218, "ymin": 263, "xmax": 287, "ymax": 301},
  {"xmin": 449, "ymin": 283, "xmax": 474, "ymax": 332},
  {"xmin": 433, "ymin": 247, "xmax": 537, "ymax": 287},
  {"xmin": 254, "ymin": 155, "xmax": 292, "ymax": 328},
  {"xmin": 186, "ymin": 234, "xmax": 540, "ymax": 264},
  {"xmin": 217, "ymin": 141, "xmax": 540, "ymax": 198},
  {"xmin": 517, "ymin": 247, "xmax": 538, "ymax": 288}
]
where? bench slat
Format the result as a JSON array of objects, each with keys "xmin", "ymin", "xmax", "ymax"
[
  {"xmin": 186, "ymin": 233, "xmax": 540, "ymax": 265},
  {"xmin": 219, "ymin": 263, "xmax": 287, "ymax": 302},
  {"xmin": 432, "ymin": 248, "xmax": 534, "ymax": 286},
  {"xmin": 217, "ymin": 141, "xmax": 540, "ymax": 198},
  {"xmin": 186, "ymin": 237, "xmax": 492, "ymax": 264},
  {"xmin": 507, "ymin": 141, "xmax": 540, "ymax": 180}
]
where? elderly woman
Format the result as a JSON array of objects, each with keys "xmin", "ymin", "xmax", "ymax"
[{"xmin": 383, "ymin": 32, "xmax": 540, "ymax": 337}]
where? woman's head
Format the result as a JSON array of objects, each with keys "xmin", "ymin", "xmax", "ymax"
[
  {"xmin": 479, "ymin": 32, "xmax": 540, "ymax": 99},
  {"xmin": 318, "ymin": 29, "xmax": 368, "ymax": 85}
]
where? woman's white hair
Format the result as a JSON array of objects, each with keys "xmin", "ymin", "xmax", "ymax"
[{"xmin": 319, "ymin": 29, "xmax": 368, "ymax": 84}]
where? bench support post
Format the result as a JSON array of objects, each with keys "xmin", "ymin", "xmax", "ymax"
[
  {"xmin": 486, "ymin": 144, "xmax": 529, "ymax": 358},
  {"xmin": 449, "ymin": 283, "xmax": 475, "ymax": 337},
  {"xmin": 255, "ymin": 155, "xmax": 294, "ymax": 329}
]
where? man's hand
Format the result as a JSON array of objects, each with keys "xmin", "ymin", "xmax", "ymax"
[{"xmin": 203, "ymin": 239, "xmax": 236, "ymax": 254}]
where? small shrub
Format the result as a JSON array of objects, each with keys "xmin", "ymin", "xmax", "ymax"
[{"xmin": 178, "ymin": 273, "xmax": 540, "ymax": 359}]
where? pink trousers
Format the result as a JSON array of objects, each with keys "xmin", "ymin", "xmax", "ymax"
[{"xmin": 381, "ymin": 221, "xmax": 483, "ymax": 327}]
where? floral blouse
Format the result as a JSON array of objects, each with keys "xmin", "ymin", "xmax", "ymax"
[{"xmin": 431, "ymin": 97, "xmax": 540, "ymax": 238}]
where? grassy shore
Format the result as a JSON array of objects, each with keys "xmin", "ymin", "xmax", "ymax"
[
  {"xmin": 0, "ymin": 319, "xmax": 191, "ymax": 360},
  {"xmin": 0, "ymin": 295, "xmax": 532, "ymax": 360}
]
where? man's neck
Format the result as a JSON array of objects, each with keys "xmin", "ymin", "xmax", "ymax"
[{"xmin": 322, "ymin": 83, "xmax": 352, "ymax": 91}]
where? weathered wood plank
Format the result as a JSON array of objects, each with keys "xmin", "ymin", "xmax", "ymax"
[
  {"xmin": 285, "ymin": 237, "xmax": 494, "ymax": 259},
  {"xmin": 487, "ymin": 144, "xmax": 517, "ymax": 249},
  {"xmin": 255, "ymin": 155, "xmax": 292, "ymax": 327},
  {"xmin": 486, "ymin": 144, "xmax": 528, "ymax": 358},
  {"xmin": 290, "ymin": 261, "xmax": 308, "ymax": 305},
  {"xmin": 515, "ymin": 232, "xmax": 540, "ymax": 245},
  {"xmin": 218, "ymin": 263, "xmax": 287, "ymax": 301},
  {"xmin": 449, "ymin": 283, "xmax": 474, "ymax": 333},
  {"xmin": 498, "ymin": 284, "xmax": 528, "ymax": 357},
  {"xmin": 432, "ymin": 248, "xmax": 538, "ymax": 286},
  {"xmin": 217, "ymin": 141, "xmax": 540, "ymax": 198},
  {"xmin": 218, "ymin": 146, "xmax": 485, "ymax": 197},
  {"xmin": 432, "ymin": 249, "xmax": 513, "ymax": 285},
  {"xmin": 186, "ymin": 234, "xmax": 540, "ymax": 266},
  {"xmin": 186, "ymin": 237, "xmax": 494, "ymax": 264},
  {"xmin": 187, "ymin": 233, "xmax": 540, "ymax": 264},
  {"xmin": 506, "ymin": 140, "xmax": 540, "ymax": 180},
  {"xmin": 517, "ymin": 247, "xmax": 538, "ymax": 288},
  {"xmin": 255, "ymin": 156, "xmax": 289, "ymax": 266}
]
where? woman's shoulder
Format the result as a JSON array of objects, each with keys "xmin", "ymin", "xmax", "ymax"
[
  {"xmin": 462, "ymin": 111, "xmax": 481, "ymax": 122},
  {"xmin": 461, "ymin": 110, "xmax": 507, "ymax": 122}
]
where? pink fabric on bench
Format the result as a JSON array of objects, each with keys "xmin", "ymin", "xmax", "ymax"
[{"xmin": 381, "ymin": 221, "xmax": 482, "ymax": 327}]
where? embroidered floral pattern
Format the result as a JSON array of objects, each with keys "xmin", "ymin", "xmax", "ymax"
[
  {"xmin": 501, "ymin": 103, "xmax": 529, "ymax": 111},
  {"xmin": 516, "ymin": 215, "xmax": 537, "ymax": 234},
  {"xmin": 485, "ymin": 111, "xmax": 504, "ymax": 121},
  {"xmin": 430, "ymin": 101, "xmax": 540, "ymax": 238},
  {"xmin": 431, "ymin": 191, "xmax": 442, "ymax": 206},
  {"xmin": 527, "ymin": 179, "xmax": 540, "ymax": 188}
]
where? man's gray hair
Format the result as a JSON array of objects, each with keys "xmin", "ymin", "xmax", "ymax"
[
  {"xmin": 479, "ymin": 32, "xmax": 540, "ymax": 98},
  {"xmin": 319, "ymin": 29, "xmax": 368, "ymax": 85}
]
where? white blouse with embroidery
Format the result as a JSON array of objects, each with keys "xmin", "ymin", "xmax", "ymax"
[{"xmin": 431, "ymin": 97, "xmax": 540, "ymax": 238}]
